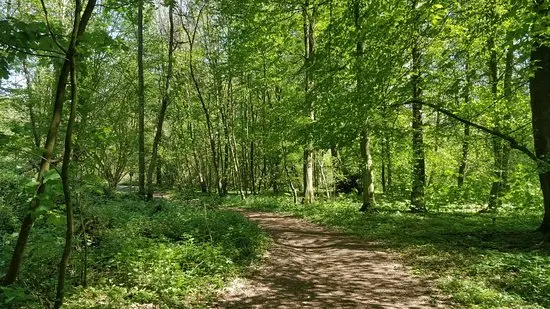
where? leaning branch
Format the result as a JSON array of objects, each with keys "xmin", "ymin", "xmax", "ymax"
[{"xmin": 404, "ymin": 99, "xmax": 550, "ymax": 171}]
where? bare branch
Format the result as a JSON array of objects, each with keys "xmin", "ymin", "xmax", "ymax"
[{"xmin": 39, "ymin": 0, "xmax": 68, "ymax": 53}]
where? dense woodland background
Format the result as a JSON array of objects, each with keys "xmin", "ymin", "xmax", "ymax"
[{"xmin": 1, "ymin": 0, "xmax": 550, "ymax": 307}]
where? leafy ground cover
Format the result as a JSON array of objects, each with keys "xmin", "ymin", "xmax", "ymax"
[
  {"xmin": 231, "ymin": 195, "xmax": 550, "ymax": 309},
  {"xmin": 1, "ymin": 192, "xmax": 267, "ymax": 308}
]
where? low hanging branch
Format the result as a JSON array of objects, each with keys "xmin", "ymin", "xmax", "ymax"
[{"xmin": 403, "ymin": 99, "xmax": 550, "ymax": 171}]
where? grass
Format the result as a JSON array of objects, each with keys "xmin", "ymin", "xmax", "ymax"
[
  {"xmin": 1, "ymin": 193, "xmax": 268, "ymax": 308},
  {"xmin": 229, "ymin": 195, "xmax": 550, "ymax": 309}
]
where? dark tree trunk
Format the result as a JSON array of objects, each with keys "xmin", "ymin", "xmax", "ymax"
[{"xmin": 531, "ymin": 1, "xmax": 550, "ymax": 232}]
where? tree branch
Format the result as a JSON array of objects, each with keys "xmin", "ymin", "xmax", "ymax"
[
  {"xmin": 404, "ymin": 99, "xmax": 550, "ymax": 171},
  {"xmin": 39, "ymin": 0, "xmax": 68, "ymax": 53}
]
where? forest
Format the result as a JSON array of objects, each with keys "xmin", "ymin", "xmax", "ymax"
[{"xmin": 1, "ymin": 0, "xmax": 550, "ymax": 307}]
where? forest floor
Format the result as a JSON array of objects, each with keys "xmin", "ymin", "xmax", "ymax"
[{"xmin": 212, "ymin": 209, "xmax": 450, "ymax": 308}]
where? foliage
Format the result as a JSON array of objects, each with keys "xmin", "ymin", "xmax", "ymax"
[{"xmin": 0, "ymin": 193, "xmax": 267, "ymax": 308}]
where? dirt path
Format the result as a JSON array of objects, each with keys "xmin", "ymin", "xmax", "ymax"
[{"xmin": 212, "ymin": 210, "xmax": 449, "ymax": 309}]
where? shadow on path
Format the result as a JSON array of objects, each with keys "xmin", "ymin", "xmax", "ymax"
[{"xmin": 212, "ymin": 210, "xmax": 450, "ymax": 308}]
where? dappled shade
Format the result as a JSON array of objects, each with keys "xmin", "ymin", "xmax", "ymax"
[{"xmin": 213, "ymin": 210, "xmax": 449, "ymax": 308}]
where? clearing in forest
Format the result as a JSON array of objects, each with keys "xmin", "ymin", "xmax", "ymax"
[{"xmin": 213, "ymin": 209, "xmax": 449, "ymax": 308}]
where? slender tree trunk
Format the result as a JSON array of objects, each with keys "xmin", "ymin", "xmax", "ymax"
[
  {"xmin": 1, "ymin": 0, "xmax": 96, "ymax": 286},
  {"xmin": 285, "ymin": 164, "xmax": 298, "ymax": 204},
  {"xmin": 22, "ymin": 61, "xmax": 40, "ymax": 149},
  {"xmin": 318, "ymin": 152, "xmax": 330, "ymax": 199},
  {"xmin": 146, "ymin": 2, "xmax": 174, "ymax": 199},
  {"xmin": 54, "ymin": 22, "xmax": 80, "ymax": 307},
  {"xmin": 353, "ymin": 0, "xmax": 375, "ymax": 211},
  {"xmin": 386, "ymin": 138, "xmax": 392, "ymax": 190},
  {"xmin": 227, "ymin": 77, "xmax": 245, "ymax": 199},
  {"xmin": 530, "ymin": 1, "xmax": 550, "ymax": 232},
  {"xmin": 410, "ymin": 2, "xmax": 426, "ymax": 212},
  {"xmin": 330, "ymin": 145, "xmax": 341, "ymax": 196},
  {"xmin": 360, "ymin": 128, "xmax": 375, "ymax": 211},
  {"xmin": 458, "ymin": 61, "xmax": 472, "ymax": 187},
  {"xmin": 156, "ymin": 160, "xmax": 162, "ymax": 187},
  {"xmin": 302, "ymin": 0, "xmax": 316, "ymax": 204},
  {"xmin": 182, "ymin": 18, "xmax": 222, "ymax": 196},
  {"xmin": 457, "ymin": 124, "xmax": 470, "ymax": 187},
  {"xmin": 137, "ymin": 0, "xmax": 146, "ymax": 197},
  {"xmin": 250, "ymin": 140, "xmax": 256, "ymax": 194},
  {"xmin": 488, "ymin": 42, "xmax": 513, "ymax": 209}
]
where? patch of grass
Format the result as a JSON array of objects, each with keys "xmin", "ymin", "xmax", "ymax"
[
  {"xmin": 1, "ymin": 194, "xmax": 268, "ymax": 308},
  {"xmin": 233, "ymin": 195, "xmax": 550, "ymax": 309}
]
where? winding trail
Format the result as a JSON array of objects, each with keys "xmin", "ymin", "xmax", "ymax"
[{"xmin": 212, "ymin": 210, "xmax": 449, "ymax": 308}]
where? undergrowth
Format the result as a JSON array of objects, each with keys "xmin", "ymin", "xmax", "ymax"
[
  {"xmin": 232, "ymin": 195, "xmax": 550, "ymax": 309},
  {"xmin": 1, "ymin": 193, "xmax": 267, "ymax": 308}
]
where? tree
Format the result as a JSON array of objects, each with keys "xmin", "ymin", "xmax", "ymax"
[
  {"xmin": 146, "ymin": 1, "xmax": 175, "ymax": 199},
  {"xmin": 2, "ymin": 0, "xmax": 97, "ymax": 286}
]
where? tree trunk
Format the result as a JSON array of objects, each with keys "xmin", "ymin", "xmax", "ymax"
[
  {"xmin": 54, "ymin": 20, "xmax": 81, "ymax": 307},
  {"xmin": 330, "ymin": 145, "xmax": 341, "ymax": 196},
  {"xmin": 137, "ymin": 0, "xmax": 146, "ymax": 197},
  {"xmin": 182, "ymin": 18, "xmax": 221, "ymax": 196},
  {"xmin": 530, "ymin": 1, "xmax": 550, "ymax": 232},
  {"xmin": 285, "ymin": 164, "xmax": 298, "ymax": 204},
  {"xmin": 360, "ymin": 128, "xmax": 375, "ymax": 211},
  {"xmin": 457, "ymin": 124, "xmax": 470, "ymax": 187},
  {"xmin": 353, "ymin": 0, "xmax": 375, "ymax": 211},
  {"xmin": 458, "ymin": 61, "xmax": 472, "ymax": 187},
  {"xmin": 250, "ymin": 140, "xmax": 256, "ymax": 194},
  {"xmin": 410, "ymin": 3, "xmax": 426, "ymax": 212},
  {"xmin": 488, "ymin": 43, "xmax": 513, "ymax": 209},
  {"xmin": 146, "ymin": 2, "xmax": 174, "ymax": 199},
  {"xmin": 22, "ymin": 60, "xmax": 40, "ymax": 149},
  {"xmin": 302, "ymin": 0, "xmax": 316, "ymax": 204}
]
